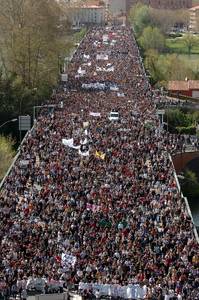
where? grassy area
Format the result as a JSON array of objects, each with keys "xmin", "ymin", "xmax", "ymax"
[
  {"xmin": 178, "ymin": 54, "xmax": 199, "ymax": 71},
  {"xmin": 166, "ymin": 36, "xmax": 199, "ymax": 54}
]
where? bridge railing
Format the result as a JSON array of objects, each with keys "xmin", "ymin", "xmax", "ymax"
[{"xmin": 169, "ymin": 154, "xmax": 199, "ymax": 244}]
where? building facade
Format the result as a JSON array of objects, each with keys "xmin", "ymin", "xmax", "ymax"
[
  {"xmin": 126, "ymin": 0, "xmax": 192, "ymax": 12},
  {"xmin": 108, "ymin": 0, "xmax": 126, "ymax": 16},
  {"xmin": 68, "ymin": 2, "xmax": 106, "ymax": 26},
  {"xmin": 189, "ymin": 6, "xmax": 199, "ymax": 33}
]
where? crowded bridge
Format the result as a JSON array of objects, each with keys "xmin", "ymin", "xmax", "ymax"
[{"xmin": 0, "ymin": 26, "xmax": 199, "ymax": 299}]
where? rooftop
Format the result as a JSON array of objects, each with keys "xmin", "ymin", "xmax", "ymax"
[
  {"xmin": 168, "ymin": 80, "xmax": 199, "ymax": 91},
  {"xmin": 67, "ymin": 0, "xmax": 105, "ymax": 8},
  {"xmin": 190, "ymin": 5, "xmax": 199, "ymax": 10}
]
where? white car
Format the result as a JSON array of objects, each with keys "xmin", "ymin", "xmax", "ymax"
[{"xmin": 108, "ymin": 112, "xmax": 119, "ymax": 121}]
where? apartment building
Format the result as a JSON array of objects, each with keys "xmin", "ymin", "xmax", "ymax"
[
  {"xmin": 189, "ymin": 5, "xmax": 199, "ymax": 32},
  {"xmin": 126, "ymin": 0, "xmax": 192, "ymax": 12},
  {"xmin": 67, "ymin": 0, "xmax": 106, "ymax": 26}
]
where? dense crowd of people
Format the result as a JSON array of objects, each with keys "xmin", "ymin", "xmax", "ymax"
[{"xmin": 0, "ymin": 26, "xmax": 199, "ymax": 299}]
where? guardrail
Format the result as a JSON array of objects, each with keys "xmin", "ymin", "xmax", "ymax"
[
  {"xmin": 168, "ymin": 92, "xmax": 199, "ymax": 103},
  {"xmin": 169, "ymin": 153, "xmax": 199, "ymax": 244}
]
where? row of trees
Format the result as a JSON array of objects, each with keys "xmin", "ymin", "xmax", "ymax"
[
  {"xmin": 0, "ymin": 135, "xmax": 15, "ymax": 180},
  {"xmin": 0, "ymin": 1, "xmax": 83, "ymax": 180},
  {"xmin": 140, "ymin": 26, "xmax": 198, "ymax": 55},
  {"xmin": 0, "ymin": 0, "xmax": 76, "ymax": 120},
  {"xmin": 145, "ymin": 50, "xmax": 196, "ymax": 85},
  {"xmin": 129, "ymin": 4, "xmax": 199, "ymax": 86},
  {"xmin": 129, "ymin": 3, "xmax": 189, "ymax": 37}
]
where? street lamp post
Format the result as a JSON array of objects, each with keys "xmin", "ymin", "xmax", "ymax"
[{"xmin": 0, "ymin": 118, "xmax": 18, "ymax": 130}]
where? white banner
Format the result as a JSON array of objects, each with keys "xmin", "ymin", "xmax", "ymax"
[
  {"xmin": 117, "ymin": 92, "xmax": 125, "ymax": 97},
  {"xmin": 61, "ymin": 253, "xmax": 77, "ymax": 270},
  {"xmin": 96, "ymin": 66, "xmax": 114, "ymax": 72},
  {"xmin": 62, "ymin": 138, "xmax": 80, "ymax": 150},
  {"xmin": 83, "ymin": 54, "xmax": 90, "ymax": 61},
  {"xmin": 78, "ymin": 67, "xmax": 86, "ymax": 75},
  {"xmin": 110, "ymin": 85, "xmax": 119, "ymax": 91},
  {"xmin": 89, "ymin": 112, "xmax": 101, "ymax": 117},
  {"xmin": 82, "ymin": 83, "xmax": 106, "ymax": 90},
  {"xmin": 96, "ymin": 54, "xmax": 108, "ymax": 61}
]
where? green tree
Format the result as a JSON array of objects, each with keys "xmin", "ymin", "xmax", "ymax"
[
  {"xmin": 0, "ymin": 73, "xmax": 47, "ymax": 117},
  {"xmin": 181, "ymin": 33, "xmax": 198, "ymax": 56},
  {"xmin": 165, "ymin": 108, "xmax": 196, "ymax": 133},
  {"xmin": 0, "ymin": 0, "xmax": 80, "ymax": 119},
  {"xmin": 149, "ymin": 8, "xmax": 189, "ymax": 34},
  {"xmin": 193, "ymin": 111, "xmax": 199, "ymax": 123},
  {"xmin": 145, "ymin": 51, "xmax": 195, "ymax": 85},
  {"xmin": 0, "ymin": 135, "xmax": 15, "ymax": 180},
  {"xmin": 139, "ymin": 26, "xmax": 165, "ymax": 52},
  {"xmin": 145, "ymin": 49, "xmax": 166, "ymax": 83},
  {"xmin": 0, "ymin": 0, "xmax": 71, "ymax": 88},
  {"xmin": 129, "ymin": 4, "xmax": 151, "ymax": 36},
  {"xmin": 165, "ymin": 54, "xmax": 195, "ymax": 81},
  {"xmin": 129, "ymin": 4, "xmax": 189, "ymax": 36}
]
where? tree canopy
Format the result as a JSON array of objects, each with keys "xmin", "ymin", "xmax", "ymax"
[
  {"xmin": 181, "ymin": 33, "xmax": 198, "ymax": 56},
  {"xmin": 0, "ymin": 135, "xmax": 15, "ymax": 180},
  {"xmin": 139, "ymin": 26, "xmax": 165, "ymax": 52},
  {"xmin": 129, "ymin": 4, "xmax": 189, "ymax": 36},
  {"xmin": 129, "ymin": 4, "xmax": 152, "ymax": 36},
  {"xmin": 0, "ymin": 0, "xmax": 83, "ymax": 124},
  {"xmin": 0, "ymin": 0, "xmax": 71, "ymax": 88}
]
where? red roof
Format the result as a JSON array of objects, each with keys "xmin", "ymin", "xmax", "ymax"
[
  {"xmin": 168, "ymin": 80, "xmax": 199, "ymax": 91},
  {"xmin": 190, "ymin": 5, "xmax": 199, "ymax": 11},
  {"xmin": 70, "ymin": 0, "xmax": 104, "ymax": 8}
]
